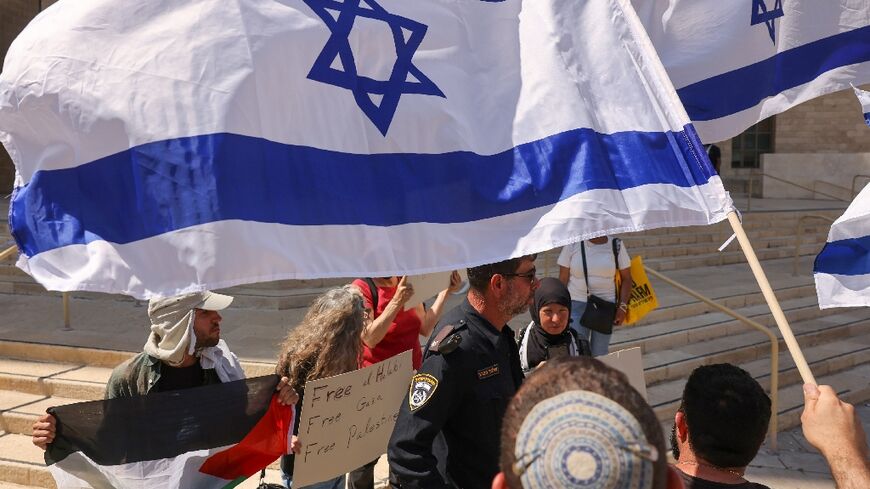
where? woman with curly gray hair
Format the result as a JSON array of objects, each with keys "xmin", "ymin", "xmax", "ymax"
[{"xmin": 276, "ymin": 285, "xmax": 368, "ymax": 489}]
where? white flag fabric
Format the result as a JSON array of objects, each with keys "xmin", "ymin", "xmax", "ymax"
[
  {"xmin": 814, "ymin": 184, "xmax": 870, "ymax": 309},
  {"xmin": 854, "ymin": 85, "xmax": 870, "ymax": 128},
  {"xmin": 0, "ymin": 0, "xmax": 732, "ymax": 299},
  {"xmin": 633, "ymin": 0, "xmax": 870, "ymax": 143}
]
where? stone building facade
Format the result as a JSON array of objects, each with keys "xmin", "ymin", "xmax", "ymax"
[
  {"xmin": 1, "ymin": 2, "xmax": 869, "ymax": 198},
  {"xmin": 716, "ymin": 85, "xmax": 870, "ymax": 199}
]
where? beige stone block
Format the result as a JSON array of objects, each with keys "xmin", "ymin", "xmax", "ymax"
[
  {"xmin": 0, "ymin": 433, "xmax": 45, "ymax": 465},
  {"xmin": 0, "ymin": 375, "xmax": 45, "ymax": 396},
  {"xmin": 43, "ymin": 379, "xmax": 104, "ymax": 401},
  {"xmin": 0, "ymin": 391, "xmax": 43, "ymax": 412},
  {"xmin": 1, "ymin": 412, "xmax": 36, "ymax": 436},
  {"xmin": 11, "ymin": 396, "xmax": 79, "ymax": 416},
  {"xmin": 52, "ymin": 366, "xmax": 111, "ymax": 384},
  {"xmin": 0, "ymin": 360, "xmax": 73, "ymax": 379},
  {"xmin": 0, "ymin": 460, "xmax": 31, "ymax": 486}
]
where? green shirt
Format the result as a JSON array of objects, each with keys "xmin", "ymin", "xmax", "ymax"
[{"xmin": 105, "ymin": 352, "xmax": 221, "ymax": 399}]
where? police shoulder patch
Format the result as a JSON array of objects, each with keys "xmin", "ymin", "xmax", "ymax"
[{"xmin": 409, "ymin": 373, "xmax": 439, "ymax": 411}]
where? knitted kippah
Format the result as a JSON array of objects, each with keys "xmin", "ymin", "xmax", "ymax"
[{"xmin": 513, "ymin": 390, "xmax": 658, "ymax": 489}]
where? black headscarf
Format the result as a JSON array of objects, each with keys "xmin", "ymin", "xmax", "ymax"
[{"xmin": 526, "ymin": 278, "xmax": 573, "ymax": 369}]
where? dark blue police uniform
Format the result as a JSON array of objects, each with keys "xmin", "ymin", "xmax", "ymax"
[{"xmin": 388, "ymin": 299, "xmax": 524, "ymax": 488}]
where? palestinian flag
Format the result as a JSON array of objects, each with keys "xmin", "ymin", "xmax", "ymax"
[{"xmin": 45, "ymin": 375, "xmax": 293, "ymax": 488}]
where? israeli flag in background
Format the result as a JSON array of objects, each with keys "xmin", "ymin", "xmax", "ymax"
[
  {"xmin": 854, "ymin": 85, "xmax": 870, "ymax": 128},
  {"xmin": 633, "ymin": 0, "xmax": 870, "ymax": 143},
  {"xmin": 815, "ymin": 184, "xmax": 870, "ymax": 309},
  {"xmin": 0, "ymin": 0, "xmax": 731, "ymax": 299}
]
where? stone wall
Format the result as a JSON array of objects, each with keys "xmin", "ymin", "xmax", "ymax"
[
  {"xmin": 762, "ymin": 153, "xmax": 870, "ymax": 199},
  {"xmin": 774, "ymin": 85, "xmax": 870, "ymax": 154},
  {"xmin": 0, "ymin": 0, "xmax": 42, "ymax": 195}
]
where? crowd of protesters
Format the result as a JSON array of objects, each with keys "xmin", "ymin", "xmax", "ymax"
[{"xmin": 31, "ymin": 245, "xmax": 870, "ymax": 489}]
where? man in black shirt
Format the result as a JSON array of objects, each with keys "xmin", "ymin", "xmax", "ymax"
[
  {"xmin": 671, "ymin": 364, "xmax": 771, "ymax": 489},
  {"xmin": 388, "ymin": 255, "xmax": 537, "ymax": 488}
]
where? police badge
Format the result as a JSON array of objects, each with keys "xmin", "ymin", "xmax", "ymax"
[{"xmin": 409, "ymin": 373, "xmax": 439, "ymax": 411}]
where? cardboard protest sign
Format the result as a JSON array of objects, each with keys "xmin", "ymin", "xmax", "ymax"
[
  {"xmin": 405, "ymin": 270, "xmax": 467, "ymax": 309},
  {"xmin": 599, "ymin": 347, "xmax": 647, "ymax": 400},
  {"xmin": 293, "ymin": 350, "xmax": 413, "ymax": 486}
]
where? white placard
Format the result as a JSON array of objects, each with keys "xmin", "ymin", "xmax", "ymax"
[
  {"xmin": 598, "ymin": 347, "xmax": 647, "ymax": 401},
  {"xmin": 293, "ymin": 350, "xmax": 414, "ymax": 486}
]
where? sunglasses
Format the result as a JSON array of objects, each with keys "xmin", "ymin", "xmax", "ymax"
[{"xmin": 501, "ymin": 268, "xmax": 537, "ymax": 282}]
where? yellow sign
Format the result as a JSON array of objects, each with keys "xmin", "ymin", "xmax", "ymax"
[{"xmin": 617, "ymin": 255, "xmax": 658, "ymax": 325}]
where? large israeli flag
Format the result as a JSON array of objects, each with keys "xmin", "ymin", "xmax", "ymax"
[
  {"xmin": 815, "ymin": 184, "xmax": 870, "ymax": 309},
  {"xmin": 633, "ymin": 0, "xmax": 870, "ymax": 143},
  {"xmin": 0, "ymin": 0, "xmax": 731, "ymax": 299}
]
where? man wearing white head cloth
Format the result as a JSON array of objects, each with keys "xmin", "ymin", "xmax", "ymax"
[
  {"xmin": 493, "ymin": 357, "xmax": 686, "ymax": 489},
  {"xmin": 31, "ymin": 291, "xmax": 298, "ymax": 449}
]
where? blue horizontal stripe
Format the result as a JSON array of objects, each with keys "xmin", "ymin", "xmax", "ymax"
[
  {"xmin": 11, "ymin": 125, "xmax": 715, "ymax": 257},
  {"xmin": 864, "ymin": 112, "xmax": 870, "ymax": 127},
  {"xmin": 814, "ymin": 235, "xmax": 870, "ymax": 276},
  {"xmin": 679, "ymin": 26, "xmax": 870, "ymax": 122}
]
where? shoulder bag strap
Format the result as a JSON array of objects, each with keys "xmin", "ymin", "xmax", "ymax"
[
  {"xmin": 612, "ymin": 238, "xmax": 620, "ymax": 300},
  {"xmin": 580, "ymin": 241, "xmax": 591, "ymax": 299},
  {"xmin": 363, "ymin": 277, "xmax": 379, "ymax": 316}
]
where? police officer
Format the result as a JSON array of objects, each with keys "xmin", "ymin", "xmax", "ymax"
[{"xmin": 388, "ymin": 255, "xmax": 539, "ymax": 488}]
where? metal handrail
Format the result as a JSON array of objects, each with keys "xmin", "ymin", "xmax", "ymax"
[
  {"xmin": 747, "ymin": 173, "xmax": 849, "ymax": 211},
  {"xmin": 761, "ymin": 173, "xmax": 848, "ymax": 201},
  {"xmin": 0, "ymin": 245, "xmax": 16, "ymax": 262},
  {"xmin": 813, "ymin": 180, "xmax": 852, "ymax": 201},
  {"xmin": 644, "ymin": 266, "xmax": 779, "ymax": 450},
  {"xmin": 852, "ymin": 174, "xmax": 870, "ymax": 199},
  {"xmin": 792, "ymin": 215, "xmax": 835, "ymax": 276},
  {"xmin": 0, "ymin": 244, "xmax": 71, "ymax": 329}
]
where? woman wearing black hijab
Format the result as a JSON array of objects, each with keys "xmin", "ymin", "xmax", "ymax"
[{"xmin": 517, "ymin": 277, "xmax": 591, "ymax": 373}]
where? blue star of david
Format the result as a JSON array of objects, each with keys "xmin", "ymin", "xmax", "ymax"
[
  {"xmin": 751, "ymin": 0, "xmax": 784, "ymax": 45},
  {"xmin": 303, "ymin": 0, "xmax": 445, "ymax": 136}
]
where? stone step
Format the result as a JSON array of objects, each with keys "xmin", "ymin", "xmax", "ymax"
[
  {"xmin": 0, "ymin": 341, "xmax": 134, "ymax": 369},
  {"xmin": 613, "ymin": 295, "xmax": 827, "ymax": 354},
  {"xmin": 0, "ymin": 391, "xmax": 81, "ymax": 436},
  {"xmin": 0, "ymin": 359, "xmax": 113, "ymax": 401},
  {"xmin": 622, "ymin": 224, "xmax": 830, "ymax": 248},
  {"xmin": 0, "ymin": 358, "xmax": 276, "ymax": 403},
  {"xmin": 648, "ymin": 338, "xmax": 870, "ymax": 425},
  {"xmin": 627, "ymin": 234, "xmax": 827, "ymax": 260},
  {"xmin": 0, "ymin": 482, "xmax": 44, "ymax": 489},
  {"xmin": 0, "ymin": 433, "xmax": 57, "ymax": 488},
  {"xmin": 0, "ymin": 341, "xmax": 275, "ymax": 376},
  {"xmin": 642, "ymin": 309, "xmax": 870, "ymax": 385},
  {"xmin": 643, "ymin": 243, "xmax": 821, "ymax": 272},
  {"xmin": 634, "ymin": 283, "xmax": 817, "ymax": 327},
  {"xmin": 625, "ymin": 210, "xmax": 842, "ymax": 236},
  {"xmin": 774, "ymin": 363, "xmax": 870, "ymax": 431}
]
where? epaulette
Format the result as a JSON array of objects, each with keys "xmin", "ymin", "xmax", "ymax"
[{"xmin": 429, "ymin": 320, "xmax": 466, "ymax": 355}]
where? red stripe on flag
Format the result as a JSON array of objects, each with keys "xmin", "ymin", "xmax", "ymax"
[{"xmin": 198, "ymin": 395, "xmax": 294, "ymax": 480}]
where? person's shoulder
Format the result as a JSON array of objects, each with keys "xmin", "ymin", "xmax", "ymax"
[
  {"xmin": 106, "ymin": 352, "xmax": 151, "ymax": 398},
  {"xmin": 427, "ymin": 316, "xmax": 470, "ymax": 357},
  {"xmin": 562, "ymin": 241, "xmax": 581, "ymax": 254},
  {"xmin": 110, "ymin": 352, "xmax": 149, "ymax": 377}
]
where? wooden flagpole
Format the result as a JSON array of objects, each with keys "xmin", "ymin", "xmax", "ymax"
[{"xmin": 726, "ymin": 211, "xmax": 816, "ymax": 384}]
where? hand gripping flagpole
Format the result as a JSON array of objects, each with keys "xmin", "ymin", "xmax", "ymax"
[{"xmin": 727, "ymin": 211, "xmax": 817, "ymax": 385}]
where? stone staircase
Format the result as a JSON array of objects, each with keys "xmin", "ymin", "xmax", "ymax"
[{"xmin": 614, "ymin": 284, "xmax": 870, "ymax": 430}]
